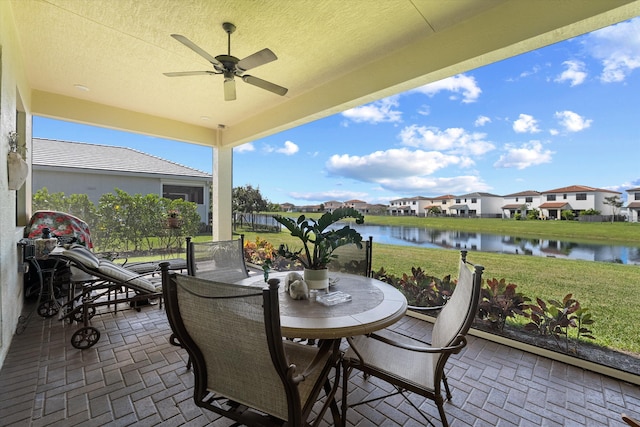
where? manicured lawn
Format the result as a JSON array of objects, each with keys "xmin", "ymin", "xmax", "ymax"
[{"xmin": 239, "ymin": 216, "xmax": 640, "ymax": 355}]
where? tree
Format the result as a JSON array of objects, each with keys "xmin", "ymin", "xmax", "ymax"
[
  {"xmin": 604, "ymin": 195, "xmax": 623, "ymax": 223},
  {"xmin": 232, "ymin": 185, "xmax": 269, "ymax": 213}
]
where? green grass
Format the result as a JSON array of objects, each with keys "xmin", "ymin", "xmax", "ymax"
[{"xmin": 240, "ymin": 219, "xmax": 640, "ymax": 355}]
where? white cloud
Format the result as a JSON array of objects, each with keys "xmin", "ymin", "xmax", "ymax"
[
  {"xmin": 512, "ymin": 114, "xmax": 541, "ymax": 133},
  {"xmin": 341, "ymin": 96, "xmax": 402, "ymax": 124},
  {"xmin": 234, "ymin": 142, "xmax": 255, "ymax": 153},
  {"xmin": 411, "ymin": 74, "xmax": 482, "ymax": 103},
  {"xmin": 474, "ymin": 115, "xmax": 491, "ymax": 127},
  {"xmin": 493, "ymin": 141, "xmax": 554, "ymax": 170},
  {"xmin": 585, "ymin": 17, "xmax": 640, "ymax": 83},
  {"xmin": 276, "ymin": 140, "xmax": 299, "ymax": 155},
  {"xmin": 376, "ymin": 175, "xmax": 491, "ymax": 194},
  {"xmin": 555, "ymin": 60, "xmax": 587, "ymax": 86},
  {"xmin": 288, "ymin": 190, "xmax": 369, "ymax": 202},
  {"xmin": 399, "ymin": 125, "xmax": 495, "ymax": 156},
  {"xmin": 555, "ymin": 110, "xmax": 592, "ymax": 132},
  {"xmin": 326, "ymin": 148, "xmax": 462, "ymax": 181},
  {"xmin": 519, "ymin": 65, "xmax": 542, "ymax": 79}
]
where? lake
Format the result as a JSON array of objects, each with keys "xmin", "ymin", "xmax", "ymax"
[{"xmin": 344, "ymin": 223, "xmax": 640, "ymax": 265}]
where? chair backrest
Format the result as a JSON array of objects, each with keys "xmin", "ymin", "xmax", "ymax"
[
  {"xmin": 162, "ymin": 271, "xmax": 300, "ymax": 422},
  {"xmin": 431, "ymin": 251, "xmax": 483, "ymax": 370},
  {"xmin": 186, "ymin": 235, "xmax": 248, "ymax": 282},
  {"xmin": 327, "ymin": 235, "xmax": 373, "ymax": 277}
]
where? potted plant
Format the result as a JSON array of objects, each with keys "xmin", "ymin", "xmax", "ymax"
[
  {"xmin": 167, "ymin": 209, "xmax": 182, "ymax": 229},
  {"xmin": 273, "ymin": 207, "xmax": 365, "ymax": 289}
]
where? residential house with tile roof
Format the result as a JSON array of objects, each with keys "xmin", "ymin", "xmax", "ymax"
[
  {"xmin": 449, "ymin": 192, "xmax": 503, "ymax": 218},
  {"xmin": 625, "ymin": 187, "xmax": 640, "ymax": 222},
  {"xmin": 501, "ymin": 190, "xmax": 542, "ymax": 219},
  {"xmin": 387, "ymin": 196, "xmax": 431, "ymax": 216},
  {"xmin": 32, "ymin": 138, "xmax": 212, "ymax": 224},
  {"xmin": 539, "ymin": 185, "xmax": 621, "ymax": 219},
  {"xmin": 424, "ymin": 194, "xmax": 457, "ymax": 216}
]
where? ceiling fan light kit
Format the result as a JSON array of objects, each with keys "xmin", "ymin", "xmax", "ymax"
[{"xmin": 164, "ymin": 22, "xmax": 288, "ymax": 101}]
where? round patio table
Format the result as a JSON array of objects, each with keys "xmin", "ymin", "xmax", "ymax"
[{"xmin": 235, "ymin": 271, "xmax": 408, "ymax": 340}]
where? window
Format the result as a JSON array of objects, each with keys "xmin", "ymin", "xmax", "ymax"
[
  {"xmin": 515, "ymin": 197, "xmax": 519, "ymax": 202},
  {"xmin": 471, "ymin": 198, "xmax": 477, "ymax": 203},
  {"xmin": 547, "ymin": 195, "xmax": 556, "ymax": 201},
  {"xmin": 525, "ymin": 197, "xmax": 533, "ymax": 203},
  {"xmin": 163, "ymin": 185, "xmax": 204, "ymax": 204},
  {"xmin": 563, "ymin": 194, "xmax": 567, "ymax": 199},
  {"xmin": 456, "ymin": 199, "xmax": 461, "ymax": 204},
  {"xmin": 441, "ymin": 200, "xmax": 446, "ymax": 204},
  {"xmin": 576, "ymin": 193, "xmax": 587, "ymax": 200},
  {"xmin": 635, "ymin": 192, "xmax": 640, "ymax": 200}
]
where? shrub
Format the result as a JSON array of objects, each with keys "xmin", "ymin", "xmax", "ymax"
[
  {"xmin": 524, "ymin": 293, "xmax": 595, "ymax": 353},
  {"xmin": 373, "ymin": 267, "xmax": 454, "ymax": 308},
  {"xmin": 477, "ymin": 278, "xmax": 529, "ymax": 331}
]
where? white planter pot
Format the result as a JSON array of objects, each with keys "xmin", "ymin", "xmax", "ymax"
[
  {"xmin": 304, "ymin": 268, "xmax": 329, "ymax": 290},
  {"xmin": 7, "ymin": 152, "xmax": 28, "ymax": 190}
]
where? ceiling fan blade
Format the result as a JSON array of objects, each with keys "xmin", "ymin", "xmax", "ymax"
[
  {"xmin": 224, "ymin": 78, "xmax": 237, "ymax": 101},
  {"xmin": 242, "ymin": 75, "xmax": 288, "ymax": 96},
  {"xmin": 237, "ymin": 48, "xmax": 277, "ymax": 72},
  {"xmin": 163, "ymin": 71, "xmax": 216, "ymax": 77},
  {"xmin": 171, "ymin": 34, "xmax": 222, "ymax": 67}
]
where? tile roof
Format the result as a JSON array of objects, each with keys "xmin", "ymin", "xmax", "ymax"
[
  {"xmin": 542, "ymin": 185, "xmax": 620, "ymax": 194},
  {"xmin": 32, "ymin": 138, "xmax": 211, "ymax": 179},
  {"xmin": 627, "ymin": 202, "xmax": 640, "ymax": 208},
  {"xmin": 503, "ymin": 190, "xmax": 541, "ymax": 197},
  {"xmin": 539, "ymin": 202, "xmax": 571, "ymax": 209},
  {"xmin": 501, "ymin": 204, "xmax": 527, "ymax": 209}
]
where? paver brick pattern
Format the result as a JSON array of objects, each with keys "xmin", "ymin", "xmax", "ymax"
[{"xmin": 0, "ymin": 301, "xmax": 638, "ymax": 426}]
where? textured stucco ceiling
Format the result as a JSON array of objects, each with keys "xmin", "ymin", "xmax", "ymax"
[{"xmin": 9, "ymin": 0, "xmax": 639, "ymax": 148}]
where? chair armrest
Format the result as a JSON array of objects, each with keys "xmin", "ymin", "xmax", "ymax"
[
  {"xmin": 354, "ymin": 332, "xmax": 467, "ymax": 355},
  {"xmin": 291, "ymin": 339, "xmax": 339, "ymax": 384}
]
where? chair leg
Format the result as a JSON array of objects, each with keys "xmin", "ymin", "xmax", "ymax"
[
  {"xmin": 341, "ymin": 364, "xmax": 351, "ymax": 427},
  {"xmin": 436, "ymin": 395, "xmax": 449, "ymax": 427},
  {"xmin": 442, "ymin": 373, "xmax": 452, "ymax": 400}
]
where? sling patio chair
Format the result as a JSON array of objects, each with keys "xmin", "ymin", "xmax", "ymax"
[
  {"xmin": 160, "ymin": 265, "xmax": 342, "ymax": 427},
  {"xmin": 327, "ymin": 235, "xmax": 373, "ymax": 278},
  {"xmin": 186, "ymin": 234, "xmax": 249, "ymax": 282},
  {"xmin": 341, "ymin": 250, "xmax": 484, "ymax": 427}
]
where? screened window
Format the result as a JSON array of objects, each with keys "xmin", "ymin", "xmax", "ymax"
[
  {"xmin": 163, "ymin": 185, "xmax": 204, "ymax": 204},
  {"xmin": 525, "ymin": 197, "xmax": 533, "ymax": 203},
  {"xmin": 576, "ymin": 193, "xmax": 587, "ymax": 201},
  {"xmin": 547, "ymin": 195, "xmax": 556, "ymax": 201}
]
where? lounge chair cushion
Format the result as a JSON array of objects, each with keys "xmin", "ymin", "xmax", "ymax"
[
  {"xmin": 97, "ymin": 260, "xmax": 158, "ymax": 293},
  {"xmin": 62, "ymin": 245, "xmax": 100, "ymax": 269}
]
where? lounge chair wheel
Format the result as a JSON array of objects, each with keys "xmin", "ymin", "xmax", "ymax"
[
  {"xmin": 72, "ymin": 306, "xmax": 96, "ymax": 323},
  {"xmin": 71, "ymin": 326, "xmax": 100, "ymax": 349},
  {"xmin": 37, "ymin": 301, "xmax": 59, "ymax": 318}
]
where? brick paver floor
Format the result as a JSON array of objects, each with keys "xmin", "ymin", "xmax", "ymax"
[{"xmin": 0, "ymin": 300, "xmax": 638, "ymax": 426}]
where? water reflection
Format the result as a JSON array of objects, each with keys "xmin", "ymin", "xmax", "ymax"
[{"xmin": 345, "ymin": 224, "xmax": 640, "ymax": 265}]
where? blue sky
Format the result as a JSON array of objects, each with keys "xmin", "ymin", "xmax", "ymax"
[{"xmin": 35, "ymin": 18, "xmax": 640, "ymax": 206}]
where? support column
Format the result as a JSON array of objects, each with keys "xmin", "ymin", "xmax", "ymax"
[{"xmin": 211, "ymin": 146, "xmax": 233, "ymax": 240}]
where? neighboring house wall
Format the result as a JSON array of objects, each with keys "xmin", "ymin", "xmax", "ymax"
[
  {"xmin": 540, "ymin": 185, "xmax": 621, "ymax": 219},
  {"xmin": 454, "ymin": 193, "xmax": 503, "ymax": 217},
  {"xmin": 626, "ymin": 187, "xmax": 640, "ymax": 222},
  {"xmin": 502, "ymin": 191, "xmax": 542, "ymax": 218},
  {"xmin": 32, "ymin": 139, "xmax": 211, "ymax": 224}
]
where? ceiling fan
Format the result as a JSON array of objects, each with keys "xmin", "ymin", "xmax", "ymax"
[{"xmin": 164, "ymin": 22, "xmax": 288, "ymax": 101}]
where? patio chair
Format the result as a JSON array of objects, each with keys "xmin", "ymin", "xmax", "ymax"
[
  {"xmin": 623, "ymin": 413, "xmax": 640, "ymax": 427},
  {"xmin": 160, "ymin": 265, "xmax": 342, "ymax": 427},
  {"xmin": 186, "ymin": 234, "xmax": 249, "ymax": 282},
  {"xmin": 341, "ymin": 250, "xmax": 484, "ymax": 427},
  {"xmin": 327, "ymin": 235, "xmax": 373, "ymax": 277}
]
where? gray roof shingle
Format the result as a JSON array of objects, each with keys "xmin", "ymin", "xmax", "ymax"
[{"xmin": 32, "ymin": 138, "xmax": 211, "ymax": 179}]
